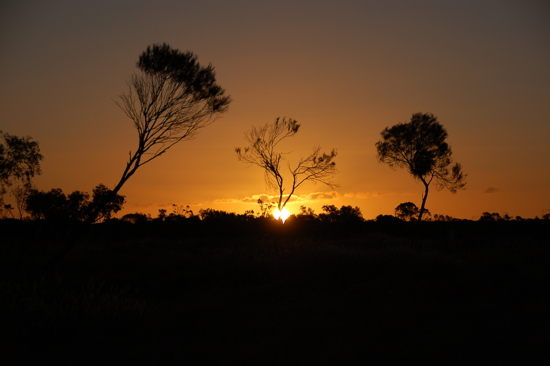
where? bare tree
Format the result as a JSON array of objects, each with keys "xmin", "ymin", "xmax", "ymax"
[
  {"xmin": 376, "ymin": 112, "xmax": 466, "ymax": 221},
  {"xmin": 236, "ymin": 117, "xmax": 338, "ymax": 211},
  {"xmin": 114, "ymin": 43, "xmax": 231, "ymax": 195}
]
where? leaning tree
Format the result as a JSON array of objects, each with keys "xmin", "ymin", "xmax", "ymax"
[
  {"xmin": 114, "ymin": 43, "xmax": 231, "ymax": 196},
  {"xmin": 236, "ymin": 117, "xmax": 338, "ymax": 217},
  {"xmin": 37, "ymin": 43, "xmax": 231, "ymax": 271},
  {"xmin": 375, "ymin": 112, "xmax": 466, "ymax": 222}
]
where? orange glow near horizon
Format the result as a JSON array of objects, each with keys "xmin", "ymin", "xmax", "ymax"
[
  {"xmin": 273, "ymin": 207, "xmax": 291, "ymax": 223},
  {"xmin": 1, "ymin": 2, "xmax": 548, "ymax": 222}
]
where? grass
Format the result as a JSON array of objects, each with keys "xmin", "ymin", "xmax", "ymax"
[{"xmin": 1, "ymin": 219, "xmax": 549, "ymax": 365}]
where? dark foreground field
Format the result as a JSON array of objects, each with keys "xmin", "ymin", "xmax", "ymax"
[{"xmin": 1, "ymin": 219, "xmax": 549, "ymax": 365}]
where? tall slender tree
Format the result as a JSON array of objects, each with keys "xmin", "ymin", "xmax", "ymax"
[{"xmin": 375, "ymin": 113, "xmax": 466, "ymax": 221}]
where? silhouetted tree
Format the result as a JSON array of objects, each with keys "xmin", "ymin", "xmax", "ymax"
[
  {"xmin": 375, "ymin": 113, "xmax": 466, "ymax": 221},
  {"xmin": 297, "ymin": 205, "xmax": 317, "ymax": 219},
  {"xmin": 114, "ymin": 43, "xmax": 231, "ymax": 195},
  {"xmin": 121, "ymin": 212, "xmax": 150, "ymax": 224},
  {"xmin": 157, "ymin": 209, "xmax": 168, "ymax": 221},
  {"xmin": 433, "ymin": 213, "xmax": 459, "ymax": 221},
  {"xmin": 319, "ymin": 205, "xmax": 363, "ymax": 223},
  {"xmin": 198, "ymin": 208, "xmax": 236, "ymax": 220},
  {"xmin": 256, "ymin": 198, "xmax": 276, "ymax": 218},
  {"xmin": 25, "ymin": 184, "xmax": 124, "ymax": 222},
  {"xmin": 395, "ymin": 202, "xmax": 433, "ymax": 221},
  {"xmin": 478, "ymin": 212, "xmax": 503, "ymax": 221},
  {"xmin": 236, "ymin": 117, "xmax": 338, "ymax": 212},
  {"xmin": 394, "ymin": 202, "xmax": 420, "ymax": 221},
  {"xmin": 0, "ymin": 131, "xmax": 43, "ymax": 217},
  {"xmin": 10, "ymin": 184, "xmax": 34, "ymax": 219},
  {"xmin": 170, "ymin": 204, "xmax": 194, "ymax": 218}
]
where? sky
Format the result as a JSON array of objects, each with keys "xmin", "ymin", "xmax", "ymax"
[{"xmin": 1, "ymin": 0, "xmax": 549, "ymax": 220}]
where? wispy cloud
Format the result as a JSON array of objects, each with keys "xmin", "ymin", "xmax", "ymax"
[
  {"xmin": 482, "ymin": 186, "xmax": 501, "ymax": 194},
  {"xmin": 126, "ymin": 201, "xmax": 204, "ymax": 209},
  {"xmin": 344, "ymin": 191, "xmax": 396, "ymax": 199},
  {"xmin": 214, "ymin": 191, "xmax": 340, "ymax": 204}
]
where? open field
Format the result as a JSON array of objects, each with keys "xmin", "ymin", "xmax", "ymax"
[{"xmin": 1, "ymin": 219, "xmax": 549, "ymax": 365}]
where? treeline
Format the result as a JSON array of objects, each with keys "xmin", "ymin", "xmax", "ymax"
[{"xmin": 2, "ymin": 205, "xmax": 548, "ymax": 250}]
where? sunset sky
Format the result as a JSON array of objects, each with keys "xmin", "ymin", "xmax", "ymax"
[{"xmin": 1, "ymin": 0, "xmax": 549, "ymax": 220}]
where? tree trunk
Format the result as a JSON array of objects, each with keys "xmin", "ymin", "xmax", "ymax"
[{"xmin": 418, "ymin": 179, "xmax": 429, "ymax": 222}]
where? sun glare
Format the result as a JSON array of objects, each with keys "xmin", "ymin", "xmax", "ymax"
[{"xmin": 273, "ymin": 207, "xmax": 291, "ymax": 223}]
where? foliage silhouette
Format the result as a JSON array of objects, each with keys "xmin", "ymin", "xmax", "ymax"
[
  {"xmin": 394, "ymin": 202, "xmax": 420, "ymax": 221},
  {"xmin": 255, "ymin": 198, "xmax": 276, "ymax": 218},
  {"xmin": 114, "ymin": 43, "xmax": 231, "ymax": 196},
  {"xmin": 236, "ymin": 117, "xmax": 338, "ymax": 213},
  {"xmin": 376, "ymin": 112, "xmax": 466, "ymax": 221},
  {"xmin": 394, "ymin": 202, "xmax": 432, "ymax": 221},
  {"xmin": 318, "ymin": 204, "xmax": 364, "ymax": 223},
  {"xmin": 31, "ymin": 44, "xmax": 230, "ymax": 271},
  {"xmin": 432, "ymin": 213, "xmax": 461, "ymax": 222},
  {"xmin": 26, "ymin": 184, "xmax": 124, "ymax": 223},
  {"xmin": 478, "ymin": 212, "xmax": 510, "ymax": 221},
  {"xmin": 0, "ymin": 131, "xmax": 43, "ymax": 217},
  {"xmin": 296, "ymin": 205, "xmax": 317, "ymax": 220}
]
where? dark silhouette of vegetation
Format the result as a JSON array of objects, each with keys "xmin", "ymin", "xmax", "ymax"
[
  {"xmin": 376, "ymin": 214, "xmax": 404, "ymax": 224},
  {"xmin": 432, "ymin": 213, "xmax": 461, "ymax": 221},
  {"xmin": 394, "ymin": 202, "xmax": 432, "ymax": 221},
  {"xmin": 318, "ymin": 204, "xmax": 364, "ymax": 223},
  {"xmin": 478, "ymin": 212, "xmax": 513, "ymax": 221},
  {"xmin": 0, "ymin": 131, "xmax": 43, "ymax": 217},
  {"xmin": 376, "ymin": 113, "xmax": 466, "ymax": 221},
  {"xmin": 3, "ymin": 212, "xmax": 548, "ymax": 364},
  {"xmin": 296, "ymin": 205, "xmax": 317, "ymax": 220},
  {"xmin": 114, "ymin": 43, "xmax": 231, "ymax": 196},
  {"xmin": 20, "ymin": 43, "xmax": 230, "ymax": 271},
  {"xmin": 121, "ymin": 212, "xmax": 150, "ymax": 224},
  {"xmin": 235, "ymin": 117, "xmax": 338, "ymax": 213},
  {"xmin": 25, "ymin": 184, "xmax": 124, "ymax": 223},
  {"xmin": 255, "ymin": 198, "xmax": 276, "ymax": 218},
  {"xmin": 395, "ymin": 202, "xmax": 419, "ymax": 221}
]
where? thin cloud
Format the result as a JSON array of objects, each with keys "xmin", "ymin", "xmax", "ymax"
[
  {"xmin": 127, "ymin": 202, "xmax": 203, "ymax": 209},
  {"xmin": 303, "ymin": 191, "xmax": 340, "ymax": 200},
  {"xmin": 344, "ymin": 191, "xmax": 396, "ymax": 199},
  {"xmin": 482, "ymin": 186, "xmax": 501, "ymax": 194},
  {"xmin": 214, "ymin": 191, "xmax": 340, "ymax": 204}
]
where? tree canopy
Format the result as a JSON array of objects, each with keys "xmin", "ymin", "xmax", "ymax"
[
  {"xmin": 25, "ymin": 184, "xmax": 124, "ymax": 222},
  {"xmin": 376, "ymin": 113, "xmax": 466, "ymax": 221}
]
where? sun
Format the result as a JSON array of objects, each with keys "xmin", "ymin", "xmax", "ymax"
[{"xmin": 273, "ymin": 207, "xmax": 291, "ymax": 223}]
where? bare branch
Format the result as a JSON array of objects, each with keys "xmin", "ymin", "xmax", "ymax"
[
  {"xmin": 236, "ymin": 118, "xmax": 338, "ymax": 211},
  {"xmin": 113, "ymin": 44, "xmax": 231, "ymax": 194}
]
